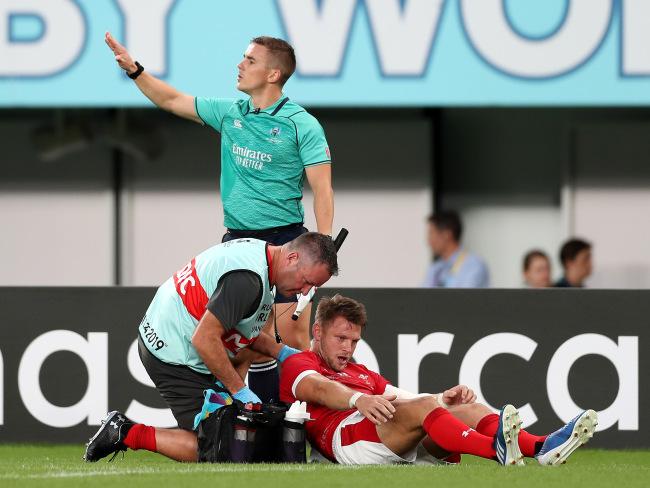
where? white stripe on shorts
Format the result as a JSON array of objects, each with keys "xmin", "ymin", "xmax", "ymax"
[{"xmin": 332, "ymin": 411, "xmax": 417, "ymax": 465}]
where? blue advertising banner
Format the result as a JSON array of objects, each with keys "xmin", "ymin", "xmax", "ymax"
[{"xmin": 2, "ymin": 0, "xmax": 650, "ymax": 107}]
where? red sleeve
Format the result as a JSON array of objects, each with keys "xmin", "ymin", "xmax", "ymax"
[{"xmin": 279, "ymin": 352, "xmax": 321, "ymax": 404}]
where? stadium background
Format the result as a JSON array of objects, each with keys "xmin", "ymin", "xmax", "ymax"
[{"xmin": 1, "ymin": 0, "xmax": 648, "ymax": 450}]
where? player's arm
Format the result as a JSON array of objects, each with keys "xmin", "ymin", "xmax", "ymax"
[
  {"xmin": 192, "ymin": 311, "xmax": 247, "ymax": 394},
  {"xmin": 305, "ymin": 164, "xmax": 334, "ymax": 236},
  {"xmin": 438, "ymin": 385, "xmax": 477, "ymax": 405},
  {"xmin": 294, "ymin": 373, "xmax": 396, "ymax": 425},
  {"xmin": 382, "ymin": 384, "xmax": 476, "ymax": 405},
  {"xmin": 105, "ymin": 32, "xmax": 201, "ymax": 123},
  {"xmin": 383, "ymin": 384, "xmax": 430, "ymax": 400}
]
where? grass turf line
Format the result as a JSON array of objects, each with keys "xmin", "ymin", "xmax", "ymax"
[{"xmin": 0, "ymin": 445, "xmax": 648, "ymax": 488}]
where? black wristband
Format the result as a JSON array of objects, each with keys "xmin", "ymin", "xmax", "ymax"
[{"xmin": 128, "ymin": 61, "xmax": 144, "ymax": 80}]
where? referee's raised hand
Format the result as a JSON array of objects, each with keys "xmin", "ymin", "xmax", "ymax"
[{"xmin": 105, "ymin": 31, "xmax": 137, "ymax": 74}]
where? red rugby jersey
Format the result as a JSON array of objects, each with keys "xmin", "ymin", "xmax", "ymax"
[{"xmin": 280, "ymin": 351, "xmax": 389, "ymax": 460}]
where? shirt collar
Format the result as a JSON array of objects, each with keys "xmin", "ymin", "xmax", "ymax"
[{"xmin": 247, "ymin": 94, "xmax": 288, "ymax": 115}]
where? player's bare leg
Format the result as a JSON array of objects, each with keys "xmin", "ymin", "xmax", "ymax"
[
  {"xmin": 375, "ymin": 396, "xmax": 519, "ymax": 465},
  {"xmin": 447, "ymin": 402, "xmax": 493, "ymax": 427},
  {"xmin": 376, "ymin": 396, "xmax": 445, "ymax": 455}
]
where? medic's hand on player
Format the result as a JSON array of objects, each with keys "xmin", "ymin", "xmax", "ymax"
[
  {"xmin": 355, "ymin": 394, "xmax": 397, "ymax": 425},
  {"xmin": 277, "ymin": 344, "xmax": 301, "ymax": 364},
  {"xmin": 441, "ymin": 385, "xmax": 476, "ymax": 406},
  {"xmin": 104, "ymin": 32, "xmax": 138, "ymax": 74}
]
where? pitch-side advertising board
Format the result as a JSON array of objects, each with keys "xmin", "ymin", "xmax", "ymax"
[{"xmin": 0, "ymin": 287, "xmax": 646, "ymax": 448}]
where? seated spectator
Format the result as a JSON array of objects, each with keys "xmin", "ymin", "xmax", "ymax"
[
  {"xmin": 555, "ymin": 238, "xmax": 592, "ymax": 288},
  {"xmin": 422, "ymin": 210, "xmax": 490, "ymax": 288},
  {"xmin": 522, "ymin": 250, "xmax": 552, "ymax": 288}
]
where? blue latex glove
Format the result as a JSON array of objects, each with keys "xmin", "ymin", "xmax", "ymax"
[
  {"xmin": 192, "ymin": 388, "xmax": 233, "ymax": 430},
  {"xmin": 232, "ymin": 386, "xmax": 262, "ymax": 404},
  {"xmin": 277, "ymin": 345, "xmax": 301, "ymax": 364}
]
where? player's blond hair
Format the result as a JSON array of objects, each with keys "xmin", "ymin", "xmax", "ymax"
[{"xmin": 315, "ymin": 294, "xmax": 367, "ymax": 328}]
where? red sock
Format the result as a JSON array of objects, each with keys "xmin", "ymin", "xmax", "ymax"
[
  {"xmin": 476, "ymin": 413, "xmax": 499, "ymax": 437},
  {"xmin": 519, "ymin": 431, "xmax": 547, "ymax": 457},
  {"xmin": 476, "ymin": 413, "xmax": 547, "ymax": 457},
  {"xmin": 422, "ymin": 408, "xmax": 495, "ymax": 460},
  {"xmin": 124, "ymin": 424, "xmax": 157, "ymax": 452}
]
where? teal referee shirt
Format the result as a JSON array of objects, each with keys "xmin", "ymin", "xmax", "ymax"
[{"xmin": 195, "ymin": 95, "xmax": 331, "ymax": 230}]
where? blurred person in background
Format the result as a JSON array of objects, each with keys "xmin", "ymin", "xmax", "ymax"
[
  {"xmin": 555, "ymin": 238, "xmax": 593, "ymax": 288},
  {"xmin": 105, "ymin": 32, "xmax": 334, "ymax": 403},
  {"xmin": 422, "ymin": 211, "xmax": 490, "ymax": 288},
  {"xmin": 522, "ymin": 250, "xmax": 552, "ymax": 288}
]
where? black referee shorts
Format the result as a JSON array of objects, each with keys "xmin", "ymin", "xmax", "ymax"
[
  {"xmin": 221, "ymin": 222, "xmax": 308, "ymax": 303},
  {"xmin": 138, "ymin": 336, "xmax": 215, "ymax": 431}
]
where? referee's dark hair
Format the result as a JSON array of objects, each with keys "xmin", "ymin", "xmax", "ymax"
[
  {"xmin": 559, "ymin": 238, "xmax": 591, "ymax": 268},
  {"xmin": 287, "ymin": 232, "xmax": 339, "ymax": 276},
  {"xmin": 251, "ymin": 36, "xmax": 296, "ymax": 86},
  {"xmin": 428, "ymin": 210, "xmax": 463, "ymax": 242}
]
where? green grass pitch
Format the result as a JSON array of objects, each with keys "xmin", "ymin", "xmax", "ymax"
[{"xmin": 0, "ymin": 445, "xmax": 648, "ymax": 488}]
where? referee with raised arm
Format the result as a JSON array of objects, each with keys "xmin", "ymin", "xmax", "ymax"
[{"xmin": 105, "ymin": 32, "xmax": 334, "ymax": 403}]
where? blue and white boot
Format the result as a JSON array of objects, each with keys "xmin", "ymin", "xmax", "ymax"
[
  {"xmin": 536, "ymin": 409, "xmax": 598, "ymax": 466},
  {"xmin": 494, "ymin": 404, "xmax": 524, "ymax": 466}
]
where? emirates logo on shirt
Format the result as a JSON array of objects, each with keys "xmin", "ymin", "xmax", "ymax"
[{"xmin": 232, "ymin": 143, "xmax": 272, "ymax": 170}]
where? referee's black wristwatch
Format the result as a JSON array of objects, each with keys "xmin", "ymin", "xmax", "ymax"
[{"xmin": 128, "ymin": 61, "xmax": 144, "ymax": 80}]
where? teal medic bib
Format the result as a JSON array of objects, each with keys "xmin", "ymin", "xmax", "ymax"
[
  {"xmin": 140, "ymin": 238, "xmax": 275, "ymax": 374},
  {"xmin": 195, "ymin": 96, "xmax": 331, "ymax": 230}
]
